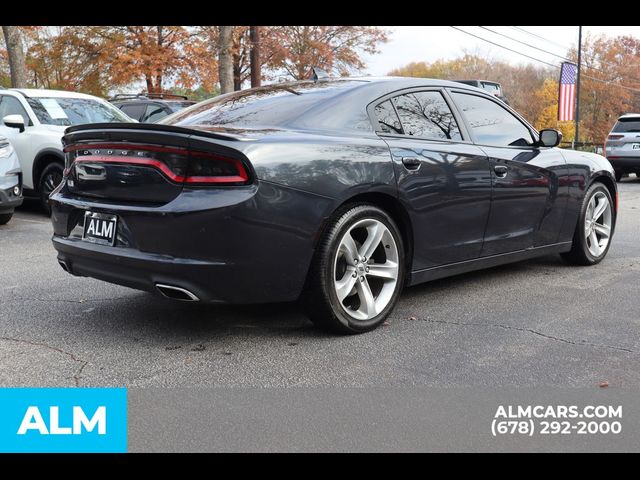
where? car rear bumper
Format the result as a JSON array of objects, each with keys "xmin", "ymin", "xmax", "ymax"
[
  {"xmin": 50, "ymin": 181, "xmax": 332, "ymax": 304},
  {"xmin": 53, "ymin": 235, "xmax": 239, "ymax": 303},
  {"xmin": 607, "ymin": 156, "xmax": 640, "ymax": 171}
]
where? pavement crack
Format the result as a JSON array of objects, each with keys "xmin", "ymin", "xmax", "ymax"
[
  {"xmin": 7, "ymin": 296, "xmax": 131, "ymax": 304},
  {"xmin": 0, "ymin": 336, "xmax": 89, "ymax": 386},
  {"xmin": 420, "ymin": 319, "xmax": 635, "ymax": 353}
]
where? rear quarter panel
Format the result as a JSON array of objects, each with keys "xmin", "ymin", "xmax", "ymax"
[{"xmin": 558, "ymin": 149, "xmax": 617, "ymax": 242}]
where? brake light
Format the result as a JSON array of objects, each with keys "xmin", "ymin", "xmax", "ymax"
[
  {"xmin": 63, "ymin": 143, "xmax": 249, "ymax": 185},
  {"xmin": 607, "ymin": 135, "xmax": 624, "ymax": 140}
]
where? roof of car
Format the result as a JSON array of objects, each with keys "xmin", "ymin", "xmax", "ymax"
[
  {"xmin": 9, "ymin": 88, "xmax": 104, "ymax": 100},
  {"xmin": 618, "ymin": 113, "xmax": 640, "ymax": 120}
]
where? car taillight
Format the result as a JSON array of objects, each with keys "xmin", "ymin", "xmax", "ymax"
[
  {"xmin": 186, "ymin": 151, "xmax": 248, "ymax": 184},
  {"xmin": 63, "ymin": 143, "xmax": 249, "ymax": 185},
  {"xmin": 605, "ymin": 134, "xmax": 624, "ymax": 156}
]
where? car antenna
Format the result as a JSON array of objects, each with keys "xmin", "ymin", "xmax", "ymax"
[{"xmin": 311, "ymin": 67, "xmax": 330, "ymax": 82}]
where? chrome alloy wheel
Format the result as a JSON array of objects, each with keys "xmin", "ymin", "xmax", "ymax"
[
  {"xmin": 584, "ymin": 191, "xmax": 612, "ymax": 257},
  {"xmin": 333, "ymin": 218, "xmax": 399, "ymax": 321}
]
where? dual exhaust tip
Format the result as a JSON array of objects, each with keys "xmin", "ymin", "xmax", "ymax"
[{"xmin": 155, "ymin": 284, "xmax": 200, "ymax": 302}]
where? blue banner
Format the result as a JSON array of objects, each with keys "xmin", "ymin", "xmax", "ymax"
[{"xmin": 0, "ymin": 388, "xmax": 127, "ymax": 453}]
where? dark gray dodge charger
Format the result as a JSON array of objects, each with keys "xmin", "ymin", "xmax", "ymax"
[{"xmin": 50, "ymin": 77, "xmax": 617, "ymax": 334}]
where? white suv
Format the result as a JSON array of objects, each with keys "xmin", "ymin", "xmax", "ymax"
[{"xmin": 0, "ymin": 89, "xmax": 134, "ymax": 211}]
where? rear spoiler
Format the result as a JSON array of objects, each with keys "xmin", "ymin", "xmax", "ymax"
[{"xmin": 64, "ymin": 122, "xmax": 242, "ymax": 142}]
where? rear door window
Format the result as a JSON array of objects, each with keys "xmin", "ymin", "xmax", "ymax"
[
  {"xmin": 374, "ymin": 100, "xmax": 403, "ymax": 134},
  {"xmin": 391, "ymin": 91, "xmax": 462, "ymax": 141}
]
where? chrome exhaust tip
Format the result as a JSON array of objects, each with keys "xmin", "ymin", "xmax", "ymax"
[
  {"xmin": 156, "ymin": 284, "xmax": 200, "ymax": 302},
  {"xmin": 58, "ymin": 260, "xmax": 70, "ymax": 273}
]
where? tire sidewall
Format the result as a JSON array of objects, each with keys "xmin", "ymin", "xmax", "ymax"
[
  {"xmin": 322, "ymin": 205, "xmax": 405, "ymax": 333},
  {"xmin": 576, "ymin": 184, "xmax": 614, "ymax": 265},
  {"xmin": 39, "ymin": 163, "xmax": 64, "ymax": 212}
]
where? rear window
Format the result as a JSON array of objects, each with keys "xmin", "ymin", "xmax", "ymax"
[
  {"xmin": 161, "ymin": 81, "xmax": 367, "ymax": 129},
  {"xmin": 613, "ymin": 119, "xmax": 640, "ymax": 132}
]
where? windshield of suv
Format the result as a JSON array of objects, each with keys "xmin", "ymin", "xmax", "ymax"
[
  {"xmin": 26, "ymin": 97, "xmax": 132, "ymax": 126},
  {"xmin": 613, "ymin": 118, "xmax": 640, "ymax": 132}
]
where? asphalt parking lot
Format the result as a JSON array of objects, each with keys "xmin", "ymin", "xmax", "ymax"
[{"xmin": 2, "ymin": 179, "xmax": 640, "ymax": 388}]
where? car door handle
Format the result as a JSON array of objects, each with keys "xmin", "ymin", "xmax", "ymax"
[
  {"xmin": 401, "ymin": 157, "xmax": 421, "ymax": 170},
  {"xmin": 494, "ymin": 165, "xmax": 508, "ymax": 178}
]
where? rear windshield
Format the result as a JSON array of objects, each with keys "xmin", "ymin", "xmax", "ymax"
[
  {"xmin": 161, "ymin": 81, "xmax": 366, "ymax": 129},
  {"xmin": 613, "ymin": 119, "xmax": 640, "ymax": 132}
]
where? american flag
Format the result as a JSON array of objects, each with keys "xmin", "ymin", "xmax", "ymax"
[{"xmin": 558, "ymin": 62, "xmax": 577, "ymax": 121}]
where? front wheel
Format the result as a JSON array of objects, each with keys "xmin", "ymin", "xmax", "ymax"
[
  {"xmin": 302, "ymin": 204, "xmax": 405, "ymax": 334},
  {"xmin": 0, "ymin": 213, "xmax": 13, "ymax": 225},
  {"xmin": 561, "ymin": 182, "xmax": 614, "ymax": 266},
  {"xmin": 39, "ymin": 163, "xmax": 64, "ymax": 214}
]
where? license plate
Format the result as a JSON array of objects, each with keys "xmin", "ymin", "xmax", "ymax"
[
  {"xmin": 633, "ymin": 144, "xmax": 640, "ymax": 149},
  {"xmin": 82, "ymin": 212, "xmax": 117, "ymax": 246}
]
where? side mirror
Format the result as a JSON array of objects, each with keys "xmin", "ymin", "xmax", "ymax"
[
  {"xmin": 538, "ymin": 128, "xmax": 562, "ymax": 148},
  {"xmin": 3, "ymin": 114, "xmax": 25, "ymax": 133}
]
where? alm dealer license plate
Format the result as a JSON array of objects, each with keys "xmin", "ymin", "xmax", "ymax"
[{"xmin": 82, "ymin": 211, "xmax": 117, "ymax": 246}]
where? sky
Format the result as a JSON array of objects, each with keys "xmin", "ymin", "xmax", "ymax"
[{"xmin": 362, "ymin": 26, "xmax": 640, "ymax": 75}]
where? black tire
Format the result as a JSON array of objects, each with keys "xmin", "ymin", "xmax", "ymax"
[
  {"xmin": 561, "ymin": 182, "xmax": 614, "ymax": 266},
  {"xmin": 0, "ymin": 213, "xmax": 13, "ymax": 225},
  {"xmin": 302, "ymin": 203, "xmax": 405, "ymax": 334},
  {"xmin": 39, "ymin": 162, "xmax": 64, "ymax": 214},
  {"xmin": 615, "ymin": 171, "xmax": 623, "ymax": 182}
]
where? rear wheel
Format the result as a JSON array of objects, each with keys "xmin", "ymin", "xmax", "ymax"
[
  {"xmin": 39, "ymin": 162, "xmax": 64, "ymax": 214},
  {"xmin": 561, "ymin": 182, "xmax": 614, "ymax": 266},
  {"xmin": 0, "ymin": 213, "xmax": 13, "ymax": 225},
  {"xmin": 302, "ymin": 204, "xmax": 405, "ymax": 334}
]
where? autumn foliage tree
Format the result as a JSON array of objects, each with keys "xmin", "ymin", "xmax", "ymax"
[{"xmin": 268, "ymin": 26, "xmax": 388, "ymax": 80}]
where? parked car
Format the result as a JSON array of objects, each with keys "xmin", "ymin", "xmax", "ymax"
[
  {"xmin": 604, "ymin": 113, "xmax": 640, "ymax": 181},
  {"xmin": 0, "ymin": 89, "xmax": 135, "ymax": 212},
  {"xmin": 110, "ymin": 93, "xmax": 196, "ymax": 123},
  {"xmin": 51, "ymin": 77, "xmax": 617, "ymax": 334},
  {"xmin": 0, "ymin": 136, "xmax": 22, "ymax": 225},
  {"xmin": 453, "ymin": 79, "xmax": 509, "ymax": 104}
]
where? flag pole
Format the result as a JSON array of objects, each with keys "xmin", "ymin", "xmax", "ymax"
[{"xmin": 575, "ymin": 26, "xmax": 582, "ymax": 149}]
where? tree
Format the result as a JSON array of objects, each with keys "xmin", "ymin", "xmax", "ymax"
[
  {"xmin": 217, "ymin": 26, "xmax": 234, "ymax": 94},
  {"xmin": 249, "ymin": 26, "xmax": 261, "ymax": 88},
  {"xmin": 568, "ymin": 34, "xmax": 632, "ymax": 143},
  {"xmin": 268, "ymin": 26, "xmax": 388, "ymax": 80},
  {"xmin": 72, "ymin": 26, "xmax": 210, "ymax": 94},
  {"xmin": 533, "ymin": 78, "xmax": 575, "ymax": 141},
  {"xmin": 2, "ymin": 26, "xmax": 28, "ymax": 88}
]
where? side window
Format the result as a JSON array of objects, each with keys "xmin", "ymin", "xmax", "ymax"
[
  {"xmin": 451, "ymin": 92, "xmax": 534, "ymax": 147},
  {"xmin": 142, "ymin": 104, "xmax": 169, "ymax": 123},
  {"xmin": 392, "ymin": 91, "xmax": 462, "ymax": 141},
  {"xmin": 0, "ymin": 96, "xmax": 30, "ymax": 125},
  {"xmin": 119, "ymin": 103, "xmax": 145, "ymax": 121},
  {"xmin": 374, "ymin": 100, "xmax": 403, "ymax": 134}
]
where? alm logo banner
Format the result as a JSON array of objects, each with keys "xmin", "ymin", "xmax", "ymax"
[{"xmin": 0, "ymin": 388, "xmax": 127, "ymax": 453}]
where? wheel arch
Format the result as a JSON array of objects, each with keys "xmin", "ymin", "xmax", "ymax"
[
  {"xmin": 32, "ymin": 149, "xmax": 64, "ymax": 193},
  {"xmin": 591, "ymin": 173, "xmax": 617, "ymax": 213},
  {"xmin": 316, "ymin": 191, "xmax": 414, "ymax": 278}
]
